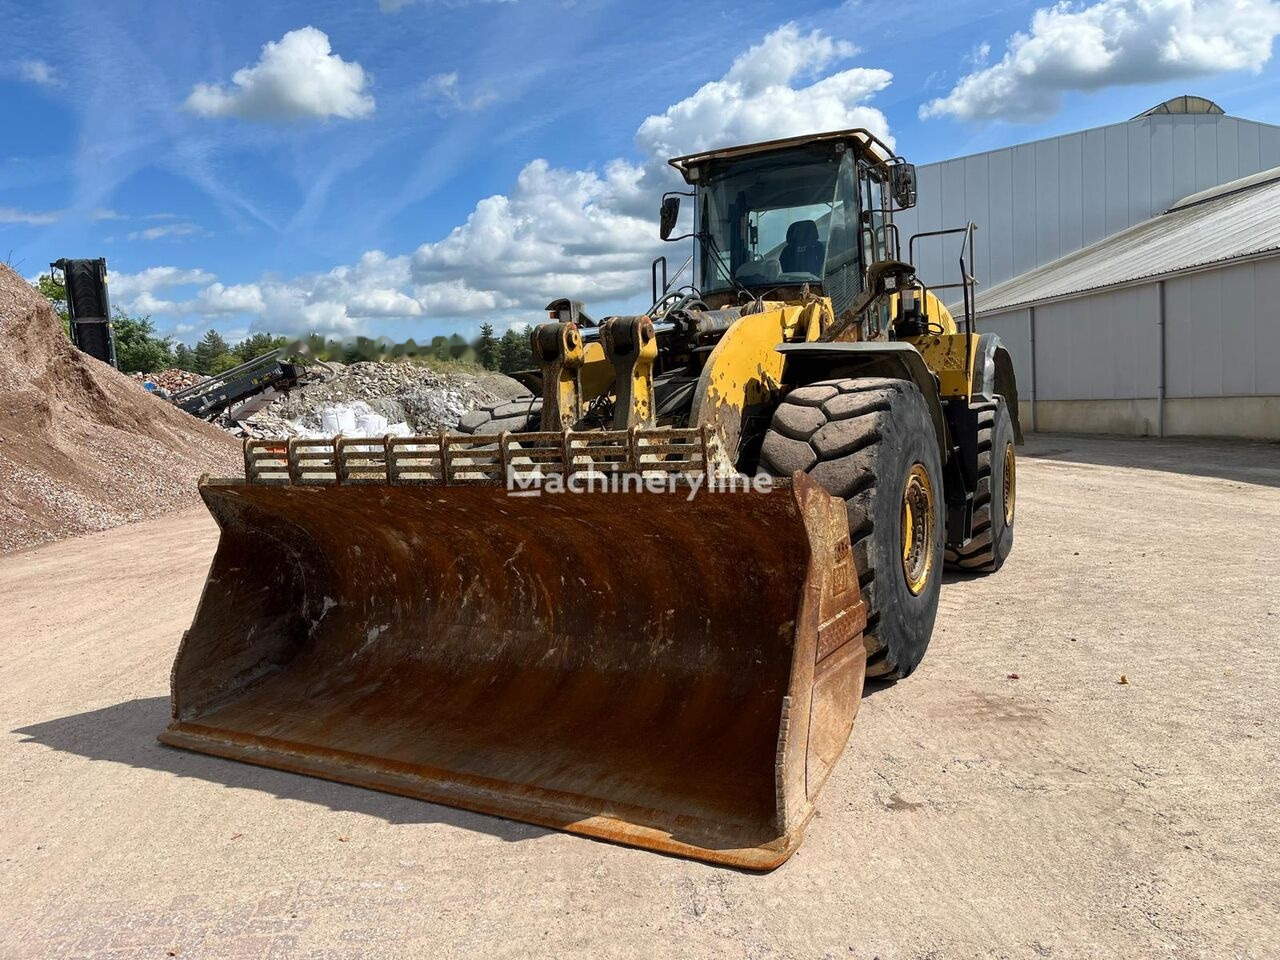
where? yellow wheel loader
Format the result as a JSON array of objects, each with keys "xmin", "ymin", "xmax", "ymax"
[{"xmin": 161, "ymin": 129, "xmax": 1021, "ymax": 870}]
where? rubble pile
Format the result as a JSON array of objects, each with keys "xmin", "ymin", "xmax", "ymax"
[
  {"xmin": 0, "ymin": 264, "xmax": 241, "ymax": 552},
  {"xmin": 243, "ymin": 360, "xmax": 529, "ymax": 438},
  {"xmin": 131, "ymin": 369, "xmax": 206, "ymax": 392}
]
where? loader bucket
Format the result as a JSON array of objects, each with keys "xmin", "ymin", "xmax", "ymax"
[{"xmin": 160, "ymin": 432, "xmax": 866, "ymax": 869}]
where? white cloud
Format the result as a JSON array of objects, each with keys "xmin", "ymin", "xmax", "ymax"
[
  {"xmin": 112, "ymin": 253, "xmax": 431, "ymax": 337},
  {"xmin": 0, "ymin": 205, "xmax": 127, "ymax": 226},
  {"xmin": 110, "ymin": 267, "xmax": 216, "ymax": 302},
  {"xmin": 921, "ymin": 0, "xmax": 1280, "ymax": 122},
  {"xmin": 16, "ymin": 59, "xmax": 59, "ymax": 86},
  {"xmin": 252, "ymin": 286, "xmax": 367, "ymax": 337},
  {"xmin": 184, "ymin": 26, "xmax": 375, "ymax": 122},
  {"xmin": 422, "ymin": 71, "xmax": 460, "ymax": 102},
  {"xmin": 413, "ymin": 279, "xmax": 520, "ymax": 314},
  {"xmin": 637, "ymin": 23, "xmax": 891, "ymax": 158},
  {"xmin": 405, "ymin": 22, "xmax": 893, "ymax": 320},
  {"xmin": 380, "ymin": 0, "xmax": 517, "ymax": 10},
  {"xmin": 193, "ymin": 282, "xmax": 266, "ymax": 315},
  {"xmin": 0, "ymin": 207, "xmax": 59, "ymax": 226},
  {"xmin": 124, "ymin": 23, "xmax": 896, "ymax": 338},
  {"xmin": 421, "ymin": 71, "xmax": 498, "ymax": 114},
  {"xmin": 347, "ymin": 289, "xmax": 426, "ymax": 317},
  {"xmin": 131, "ymin": 292, "xmax": 182, "ymax": 315},
  {"xmin": 410, "ymin": 158, "xmax": 656, "ymax": 310},
  {"xmin": 129, "ymin": 222, "xmax": 203, "ymax": 241}
]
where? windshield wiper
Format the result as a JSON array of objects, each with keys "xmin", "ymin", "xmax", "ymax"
[{"xmin": 701, "ymin": 232, "xmax": 760, "ymax": 304}]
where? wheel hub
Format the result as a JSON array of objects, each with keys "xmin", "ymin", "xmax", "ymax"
[
  {"xmin": 1003, "ymin": 442, "xmax": 1016, "ymax": 525},
  {"xmin": 901, "ymin": 463, "xmax": 935, "ymax": 596}
]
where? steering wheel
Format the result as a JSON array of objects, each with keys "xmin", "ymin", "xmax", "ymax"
[{"xmin": 650, "ymin": 289, "xmax": 706, "ymax": 319}]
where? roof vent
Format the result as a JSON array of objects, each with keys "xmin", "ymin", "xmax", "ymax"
[{"xmin": 1134, "ymin": 95, "xmax": 1224, "ymax": 119}]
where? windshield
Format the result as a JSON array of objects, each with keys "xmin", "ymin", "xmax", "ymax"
[{"xmin": 698, "ymin": 146, "xmax": 860, "ymax": 296}]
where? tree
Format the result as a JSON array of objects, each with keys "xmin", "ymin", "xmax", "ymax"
[
  {"xmin": 448, "ymin": 332, "xmax": 477, "ymax": 364},
  {"xmin": 209, "ymin": 352, "xmax": 243, "ymax": 375},
  {"xmin": 38, "ymin": 273, "xmax": 176, "ymax": 373},
  {"xmin": 498, "ymin": 327, "xmax": 533, "ymax": 373},
  {"xmin": 111, "ymin": 310, "xmax": 175, "ymax": 374},
  {"xmin": 35, "ymin": 273, "xmax": 70, "ymax": 337},
  {"xmin": 173, "ymin": 343, "xmax": 197, "ymax": 371},
  {"xmin": 191, "ymin": 330, "xmax": 230, "ymax": 375},
  {"xmin": 430, "ymin": 335, "xmax": 451, "ymax": 362},
  {"xmin": 477, "ymin": 322, "xmax": 499, "ymax": 370},
  {"xmin": 233, "ymin": 332, "xmax": 289, "ymax": 362}
]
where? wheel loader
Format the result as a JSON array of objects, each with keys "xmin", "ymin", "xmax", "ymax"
[{"xmin": 160, "ymin": 128, "xmax": 1021, "ymax": 870}]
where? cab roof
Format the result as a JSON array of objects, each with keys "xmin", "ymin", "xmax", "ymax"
[{"xmin": 667, "ymin": 128, "xmax": 896, "ymax": 184}]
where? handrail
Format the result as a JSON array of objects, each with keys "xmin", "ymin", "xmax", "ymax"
[
  {"xmin": 907, "ymin": 224, "xmax": 978, "ymax": 326},
  {"xmin": 651, "ymin": 257, "xmax": 667, "ymax": 305}
]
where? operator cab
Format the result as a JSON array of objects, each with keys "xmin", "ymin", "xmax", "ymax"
[{"xmin": 665, "ymin": 130, "xmax": 916, "ymax": 317}]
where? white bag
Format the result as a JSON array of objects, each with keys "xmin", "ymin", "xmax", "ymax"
[
  {"xmin": 356, "ymin": 412, "xmax": 390, "ymax": 435},
  {"xmin": 320, "ymin": 406, "xmax": 358, "ymax": 434}
]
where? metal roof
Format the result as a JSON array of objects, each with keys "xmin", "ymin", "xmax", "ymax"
[
  {"xmin": 1170, "ymin": 165, "xmax": 1280, "ymax": 210},
  {"xmin": 668, "ymin": 128, "xmax": 895, "ymax": 183},
  {"xmin": 971, "ymin": 165, "xmax": 1280, "ymax": 315}
]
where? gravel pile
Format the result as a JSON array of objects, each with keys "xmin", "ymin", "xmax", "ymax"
[
  {"xmin": 0, "ymin": 264, "xmax": 241, "ymax": 553},
  {"xmin": 245, "ymin": 360, "xmax": 530, "ymax": 437}
]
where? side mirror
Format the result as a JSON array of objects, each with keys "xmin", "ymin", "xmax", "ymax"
[
  {"xmin": 889, "ymin": 163, "xmax": 917, "ymax": 210},
  {"xmin": 659, "ymin": 195, "xmax": 681, "ymax": 240}
]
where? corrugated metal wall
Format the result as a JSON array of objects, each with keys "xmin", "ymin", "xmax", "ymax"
[
  {"xmin": 1164, "ymin": 258, "xmax": 1280, "ymax": 398},
  {"xmin": 979, "ymin": 309, "xmax": 1032, "ymax": 400},
  {"xmin": 897, "ymin": 114, "xmax": 1280, "ymax": 292},
  {"xmin": 1034, "ymin": 286, "xmax": 1162, "ymax": 401},
  {"xmin": 978, "ymin": 256, "xmax": 1280, "ymax": 436}
]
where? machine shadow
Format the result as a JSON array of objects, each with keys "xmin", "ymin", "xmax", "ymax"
[
  {"xmin": 1020, "ymin": 433, "xmax": 1280, "ymax": 489},
  {"xmin": 860, "ymin": 676, "xmax": 900, "ymax": 698},
  {"xmin": 13, "ymin": 696, "xmax": 549, "ymax": 844}
]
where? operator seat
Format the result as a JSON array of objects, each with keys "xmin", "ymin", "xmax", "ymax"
[{"xmin": 779, "ymin": 220, "xmax": 824, "ymax": 276}]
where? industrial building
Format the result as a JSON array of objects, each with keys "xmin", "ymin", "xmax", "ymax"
[
  {"xmin": 896, "ymin": 97, "xmax": 1280, "ymax": 439},
  {"xmin": 974, "ymin": 168, "xmax": 1280, "ymax": 439}
]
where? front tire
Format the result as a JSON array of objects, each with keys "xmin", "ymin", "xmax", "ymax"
[
  {"xmin": 759, "ymin": 377, "xmax": 945, "ymax": 679},
  {"xmin": 454, "ymin": 396, "xmax": 542, "ymax": 435}
]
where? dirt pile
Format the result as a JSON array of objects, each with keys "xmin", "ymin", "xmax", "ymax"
[
  {"xmin": 245, "ymin": 360, "xmax": 529, "ymax": 438},
  {"xmin": 0, "ymin": 264, "xmax": 241, "ymax": 552}
]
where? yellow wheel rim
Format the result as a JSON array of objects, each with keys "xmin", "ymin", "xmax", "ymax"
[
  {"xmin": 901, "ymin": 463, "xmax": 936, "ymax": 596},
  {"xmin": 1003, "ymin": 441, "xmax": 1016, "ymax": 526}
]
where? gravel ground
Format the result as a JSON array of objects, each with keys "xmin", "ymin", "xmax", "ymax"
[{"xmin": 1, "ymin": 434, "xmax": 1277, "ymax": 959}]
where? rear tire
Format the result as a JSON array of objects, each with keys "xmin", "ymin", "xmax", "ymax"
[
  {"xmin": 759, "ymin": 378, "xmax": 945, "ymax": 680},
  {"xmin": 945, "ymin": 398, "xmax": 1015, "ymax": 573},
  {"xmin": 454, "ymin": 396, "xmax": 542, "ymax": 435}
]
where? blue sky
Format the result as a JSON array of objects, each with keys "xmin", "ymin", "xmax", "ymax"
[{"xmin": 3, "ymin": 0, "xmax": 1279, "ymax": 344}]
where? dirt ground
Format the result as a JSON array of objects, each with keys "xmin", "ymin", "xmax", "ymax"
[{"xmin": 1, "ymin": 434, "xmax": 1277, "ymax": 960}]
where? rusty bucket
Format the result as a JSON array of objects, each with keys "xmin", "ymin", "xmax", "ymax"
[{"xmin": 160, "ymin": 463, "xmax": 865, "ymax": 869}]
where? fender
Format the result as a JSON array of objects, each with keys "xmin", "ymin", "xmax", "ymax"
[
  {"xmin": 690, "ymin": 301, "xmax": 825, "ymax": 462},
  {"xmin": 973, "ymin": 333, "xmax": 1024, "ymax": 443},
  {"xmin": 775, "ymin": 342, "xmax": 949, "ymax": 456}
]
